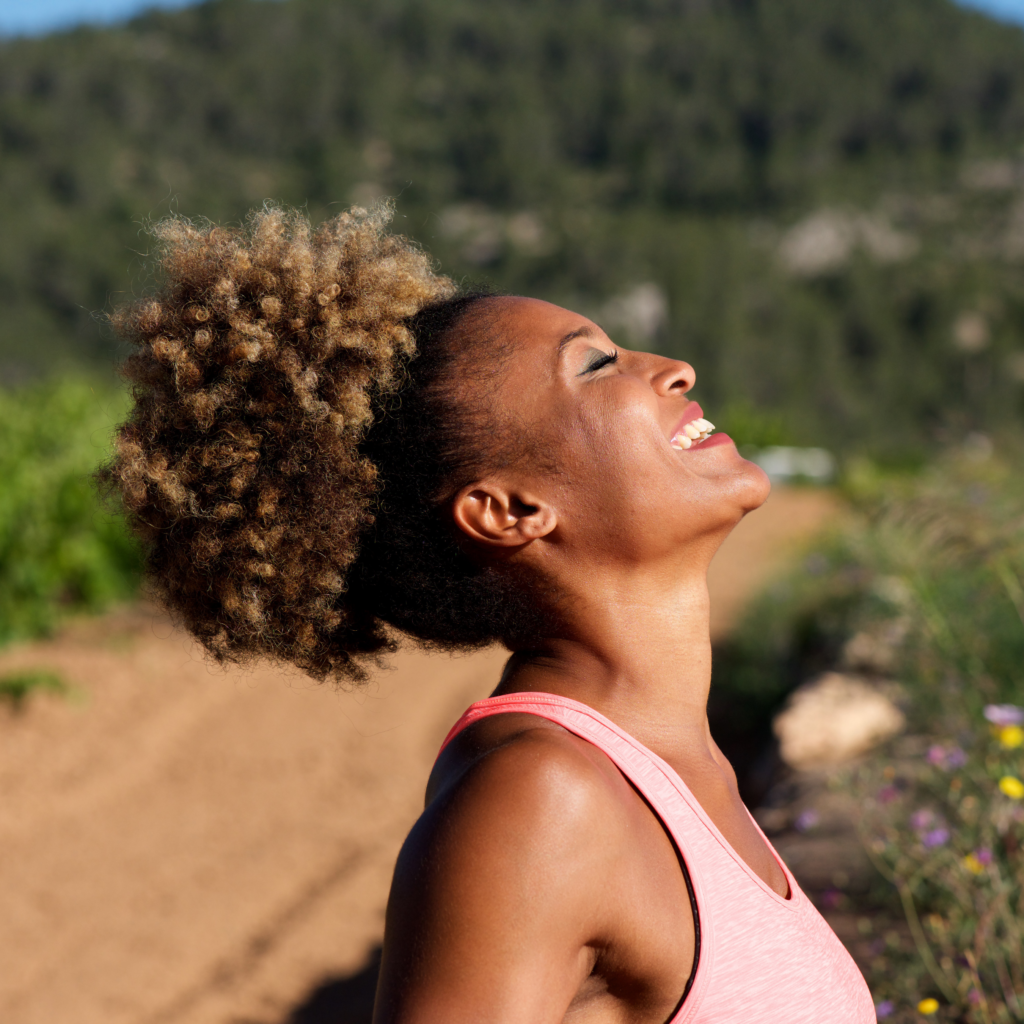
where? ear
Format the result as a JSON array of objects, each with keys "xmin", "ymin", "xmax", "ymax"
[{"xmin": 451, "ymin": 480, "xmax": 557, "ymax": 549}]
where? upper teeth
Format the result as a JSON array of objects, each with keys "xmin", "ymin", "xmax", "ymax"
[{"xmin": 671, "ymin": 418, "xmax": 715, "ymax": 450}]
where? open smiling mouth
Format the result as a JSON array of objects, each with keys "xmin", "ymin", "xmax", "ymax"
[{"xmin": 670, "ymin": 416, "xmax": 716, "ymax": 450}]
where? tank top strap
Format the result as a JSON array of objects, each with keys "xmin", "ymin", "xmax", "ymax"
[
  {"xmin": 439, "ymin": 692, "xmax": 798, "ymax": 909},
  {"xmin": 440, "ymin": 692, "xmax": 704, "ymax": 826},
  {"xmin": 439, "ymin": 692, "xmax": 714, "ymax": 818}
]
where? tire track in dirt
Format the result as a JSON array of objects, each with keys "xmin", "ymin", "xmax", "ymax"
[{"xmin": 145, "ymin": 846, "xmax": 369, "ymax": 1024}]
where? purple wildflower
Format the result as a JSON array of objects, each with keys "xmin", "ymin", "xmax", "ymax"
[
  {"xmin": 945, "ymin": 747, "xmax": 967, "ymax": 768},
  {"xmin": 976, "ymin": 847, "xmax": 993, "ymax": 865},
  {"xmin": 923, "ymin": 828, "xmax": 950, "ymax": 848},
  {"xmin": 877, "ymin": 786, "xmax": 899, "ymax": 804},
  {"xmin": 968, "ymin": 990, "xmax": 982, "ymax": 1006},
  {"xmin": 984, "ymin": 704, "xmax": 1024, "ymax": 727},
  {"xmin": 875, "ymin": 1000, "xmax": 894, "ymax": 1018},
  {"xmin": 794, "ymin": 809, "xmax": 820, "ymax": 832},
  {"xmin": 927, "ymin": 744, "xmax": 968, "ymax": 769}
]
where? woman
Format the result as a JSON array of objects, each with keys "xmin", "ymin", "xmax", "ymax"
[{"xmin": 106, "ymin": 204, "xmax": 875, "ymax": 1023}]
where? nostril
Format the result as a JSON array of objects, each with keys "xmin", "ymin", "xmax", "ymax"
[{"xmin": 652, "ymin": 356, "xmax": 695, "ymax": 394}]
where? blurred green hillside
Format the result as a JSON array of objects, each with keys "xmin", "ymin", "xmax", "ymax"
[{"xmin": 3, "ymin": 0, "xmax": 1024, "ymax": 455}]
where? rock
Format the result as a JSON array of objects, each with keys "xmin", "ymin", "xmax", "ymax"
[
  {"xmin": 778, "ymin": 209, "xmax": 917, "ymax": 276},
  {"xmin": 773, "ymin": 672, "xmax": 905, "ymax": 770}
]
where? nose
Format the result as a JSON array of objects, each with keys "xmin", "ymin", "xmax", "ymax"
[{"xmin": 649, "ymin": 355, "xmax": 695, "ymax": 396}]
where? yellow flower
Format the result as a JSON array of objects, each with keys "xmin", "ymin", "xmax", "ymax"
[
  {"xmin": 999, "ymin": 776, "xmax": 1024, "ymax": 799},
  {"xmin": 998, "ymin": 725, "xmax": 1024, "ymax": 748},
  {"xmin": 963, "ymin": 853, "xmax": 984, "ymax": 875},
  {"xmin": 917, "ymin": 997, "xmax": 939, "ymax": 1015}
]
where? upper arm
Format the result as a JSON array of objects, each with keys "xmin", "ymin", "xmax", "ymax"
[{"xmin": 373, "ymin": 731, "xmax": 621, "ymax": 1024}]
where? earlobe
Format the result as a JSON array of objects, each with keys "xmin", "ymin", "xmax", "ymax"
[{"xmin": 451, "ymin": 483, "xmax": 557, "ymax": 549}]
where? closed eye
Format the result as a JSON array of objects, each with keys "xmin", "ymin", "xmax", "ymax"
[{"xmin": 578, "ymin": 350, "xmax": 618, "ymax": 376}]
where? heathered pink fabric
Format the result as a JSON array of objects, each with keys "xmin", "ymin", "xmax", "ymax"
[{"xmin": 438, "ymin": 692, "xmax": 876, "ymax": 1024}]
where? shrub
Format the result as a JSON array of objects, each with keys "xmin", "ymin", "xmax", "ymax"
[
  {"xmin": 715, "ymin": 451, "xmax": 1024, "ymax": 737},
  {"xmin": 0, "ymin": 378, "xmax": 142, "ymax": 644},
  {"xmin": 0, "ymin": 668, "xmax": 69, "ymax": 710},
  {"xmin": 856, "ymin": 706, "xmax": 1024, "ymax": 1022}
]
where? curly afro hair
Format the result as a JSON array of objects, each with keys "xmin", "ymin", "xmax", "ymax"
[{"xmin": 102, "ymin": 203, "xmax": 546, "ymax": 682}]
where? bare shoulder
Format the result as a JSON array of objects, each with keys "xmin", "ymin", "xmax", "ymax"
[
  {"xmin": 374, "ymin": 717, "xmax": 640, "ymax": 1023},
  {"xmin": 416, "ymin": 713, "xmax": 632, "ymax": 885}
]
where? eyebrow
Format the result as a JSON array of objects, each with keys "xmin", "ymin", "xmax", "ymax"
[{"xmin": 557, "ymin": 325, "xmax": 597, "ymax": 353}]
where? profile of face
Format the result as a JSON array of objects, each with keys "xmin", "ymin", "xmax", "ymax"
[{"xmin": 450, "ymin": 297, "xmax": 771, "ymax": 583}]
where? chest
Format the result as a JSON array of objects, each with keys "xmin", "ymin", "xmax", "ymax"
[{"xmin": 680, "ymin": 773, "xmax": 790, "ymax": 899}]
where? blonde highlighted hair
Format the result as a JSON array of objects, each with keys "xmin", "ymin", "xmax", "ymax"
[{"xmin": 104, "ymin": 203, "xmax": 458, "ymax": 680}]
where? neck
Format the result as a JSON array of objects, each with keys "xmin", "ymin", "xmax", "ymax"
[{"xmin": 498, "ymin": 556, "xmax": 716, "ymax": 768}]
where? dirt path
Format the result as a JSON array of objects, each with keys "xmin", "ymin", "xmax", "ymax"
[{"xmin": 0, "ymin": 487, "xmax": 836, "ymax": 1024}]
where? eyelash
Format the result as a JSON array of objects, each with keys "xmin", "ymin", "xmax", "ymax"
[{"xmin": 581, "ymin": 351, "xmax": 618, "ymax": 375}]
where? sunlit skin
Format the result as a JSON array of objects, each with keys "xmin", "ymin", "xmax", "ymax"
[{"xmin": 373, "ymin": 297, "xmax": 780, "ymax": 1024}]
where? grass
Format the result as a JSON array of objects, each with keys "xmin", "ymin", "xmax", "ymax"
[{"xmin": 0, "ymin": 668, "xmax": 69, "ymax": 711}]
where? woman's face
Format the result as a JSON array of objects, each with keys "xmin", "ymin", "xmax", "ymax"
[{"xmin": 456, "ymin": 296, "xmax": 770, "ymax": 571}]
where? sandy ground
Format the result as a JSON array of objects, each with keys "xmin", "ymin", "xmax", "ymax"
[{"xmin": 0, "ymin": 487, "xmax": 837, "ymax": 1024}]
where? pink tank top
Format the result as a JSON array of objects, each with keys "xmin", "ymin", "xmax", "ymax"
[{"xmin": 439, "ymin": 692, "xmax": 876, "ymax": 1024}]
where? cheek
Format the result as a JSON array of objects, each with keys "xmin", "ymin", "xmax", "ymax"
[
  {"xmin": 560, "ymin": 422, "xmax": 765, "ymax": 551},
  {"xmin": 553, "ymin": 409, "xmax": 681, "ymax": 539}
]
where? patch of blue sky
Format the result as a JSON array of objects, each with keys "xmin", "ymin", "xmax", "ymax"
[
  {"xmin": 957, "ymin": 0, "xmax": 1024, "ymax": 25},
  {"xmin": 0, "ymin": 0, "xmax": 200, "ymax": 38},
  {"xmin": 1, "ymin": 0, "xmax": 1023, "ymax": 40}
]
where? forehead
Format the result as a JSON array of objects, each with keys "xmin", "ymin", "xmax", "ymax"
[{"xmin": 483, "ymin": 296, "xmax": 606, "ymax": 357}]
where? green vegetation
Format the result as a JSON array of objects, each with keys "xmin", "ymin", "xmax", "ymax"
[
  {"xmin": 0, "ymin": 379, "xmax": 142, "ymax": 644},
  {"xmin": 857, "ymin": 716, "xmax": 1024, "ymax": 1022},
  {"xmin": 0, "ymin": 668, "xmax": 69, "ymax": 710},
  {"xmin": 1, "ymin": 0, "xmax": 1024, "ymax": 455},
  {"xmin": 719, "ymin": 453, "xmax": 1024, "ymax": 731}
]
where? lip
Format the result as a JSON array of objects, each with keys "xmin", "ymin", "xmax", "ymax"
[{"xmin": 669, "ymin": 402, "xmax": 704, "ymax": 442}]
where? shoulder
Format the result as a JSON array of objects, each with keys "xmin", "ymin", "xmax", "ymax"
[
  {"xmin": 417, "ymin": 715, "xmax": 632, "ymax": 875},
  {"xmin": 377, "ymin": 717, "xmax": 637, "ymax": 1016},
  {"xmin": 376, "ymin": 716, "xmax": 696, "ymax": 1021}
]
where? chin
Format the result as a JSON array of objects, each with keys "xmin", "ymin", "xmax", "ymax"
[
  {"xmin": 719, "ymin": 453, "xmax": 771, "ymax": 519},
  {"xmin": 739, "ymin": 459, "xmax": 772, "ymax": 512}
]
